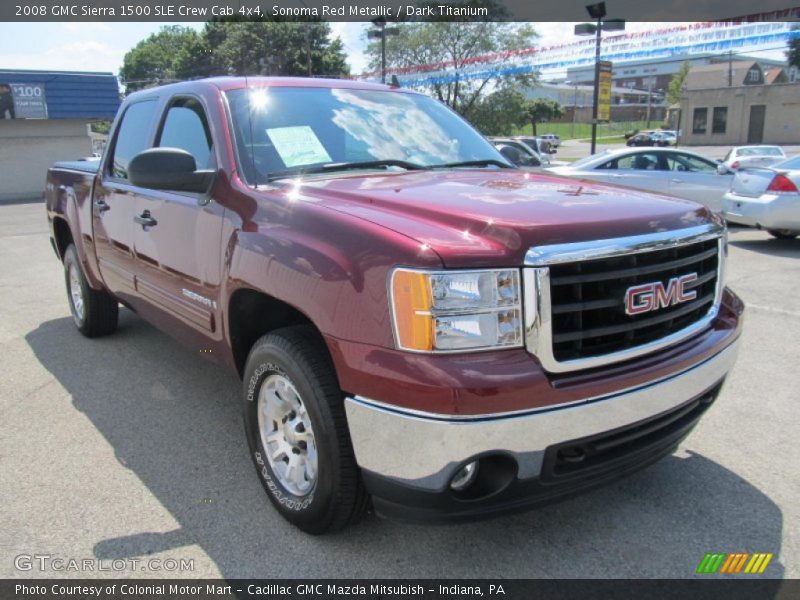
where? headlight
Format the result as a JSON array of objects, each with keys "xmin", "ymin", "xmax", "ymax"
[{"xmin": 389, "ymin": 268, "xmax": 523, "ymax": 352}]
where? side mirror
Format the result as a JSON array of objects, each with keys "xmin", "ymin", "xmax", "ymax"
[
  {"xmin": 128, "ymin": 148, "xmax": 215, "ymax": 193},
  {"xmin": 716, "ymin": 163, "xmax": 730, "ymax": 175}
]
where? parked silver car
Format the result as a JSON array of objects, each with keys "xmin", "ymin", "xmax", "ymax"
[
  {"xmin": 722, "ymin": 154, "xmax": 800, "ymax": 239},
  {"xmin": 546, "ymin": 148, "xmax": 733, "ymax": 211}
]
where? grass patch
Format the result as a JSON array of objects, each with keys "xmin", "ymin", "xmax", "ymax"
[{"xmin": 509, "ymin": 121, "xmax": 654, "ymax": 141}]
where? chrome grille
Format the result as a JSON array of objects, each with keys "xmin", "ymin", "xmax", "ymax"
[
  {"xmin": 524, "ymin": 224, "xmax": 725, "ymax": 373},
  {"xmin": 548, "ymin": 239, "xmax": 718, "ymax": 361}
]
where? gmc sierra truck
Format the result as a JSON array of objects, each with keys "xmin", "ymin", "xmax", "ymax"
[{"xmin": 45, "ymin": 77, "xmax": 743, "ymax": 533}]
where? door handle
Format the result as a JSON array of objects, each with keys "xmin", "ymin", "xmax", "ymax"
[
  {"xmin": 671, "ymin": 178, "xmax": 684, "ymax": 183},
  {"xmin": 94, "ymin": 199, "xmax": 110, "ymax": 212},
  {"xmin": 134, "ymin": 210, "xmax": 157, "ymax": 228}
]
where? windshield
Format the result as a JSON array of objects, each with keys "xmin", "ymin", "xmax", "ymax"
[{"xmin": 226, "ymin": 86, "xmax": 508, "ymax": 184}]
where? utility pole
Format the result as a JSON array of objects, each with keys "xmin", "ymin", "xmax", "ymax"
[
  {"xmin": 645, "ymin": 77, "xmax": 653, "ymax": 129},
  {"xmin": 728, "ymin": 50, "xmax": 733, "ymax": 87},
  {"xmin": 305, "ymin": 26, "xmax": 312, "ymax": 77}
]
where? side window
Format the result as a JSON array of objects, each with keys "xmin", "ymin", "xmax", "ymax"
[
  {"xmin": 615, "ymin": 153, "xmax": 661, "ymax": 171},
  {"xmin": 692, "ymin": 108, "xmax": 708, "ymax": 134},
  {"xmin": 667, "ymin": 153, "xmax": 717, "ymax": 173},
  {"xmin": 712, "ymin": 107, "xmax": 727, "ymax": 134},
  {"xmin": 110, "ymin": 100, "xmax": 158, "ymax": 179},
  {"xmin": 158, "ymin": 98, "xmax": 213, "ymax": 169}
]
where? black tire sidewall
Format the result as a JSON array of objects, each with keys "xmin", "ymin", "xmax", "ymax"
[
  {"xmin": 767, "ymin": 230, "xmax": 798, "ymax": 240},
  {"xmin": 242, "ymin": 337, "xmax": 340, "ymax": 530}
]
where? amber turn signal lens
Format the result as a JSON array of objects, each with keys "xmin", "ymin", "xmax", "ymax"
[{"xmin": 391, "ymin": 270, "xmax": 433, "ymax": 351}]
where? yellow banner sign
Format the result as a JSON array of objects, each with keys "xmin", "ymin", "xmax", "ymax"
[{"xmin": 597, "ymin": 61, "xmax": 612, "ymax": 123}]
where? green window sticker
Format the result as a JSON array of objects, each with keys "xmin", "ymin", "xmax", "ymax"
[{"xmin": 266, "ymin": 126, "xmax": 331, "ymax": 168}]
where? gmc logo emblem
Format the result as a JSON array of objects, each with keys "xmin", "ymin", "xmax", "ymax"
[{"xmin": 625, "ymin": 273, "xmax": 698, "ymax": 316}]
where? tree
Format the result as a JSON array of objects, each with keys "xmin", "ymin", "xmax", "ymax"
[
  {"xmin": 666, "ymin": 60, "xmax": 691, "ymax": 106},
  {"xmin": 787, "ymin": 24, "xmax": 800, "ymax": 69},
  {"xmin": 523, "ymin": 98, "xmax": 564, "ymax": 136},
  {"xmin": 207, "ymin": 21, "xmax": 349, "ymax": 77},
  {"xmin": 120, "ymin": 22, "xmax": 349, "ymax": 92},
  {"xmin": 120, "ymin": 26, "xmax": 208, "ymax": 91},
  {"xmin": 367, "ymin": 2, "xmax": 537, "ymax": 121},
  {"xmin": 467, "ymin": 88, "xmax": 528, "ymax": 135}
]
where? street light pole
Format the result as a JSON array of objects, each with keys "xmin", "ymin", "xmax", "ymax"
[
  {"xmin": 575, "ymin": 3, "xmax": 624, "ymax": 156},
  {"xmin": 590, "ymin": 15, "xmax": 602, "ymax": 155},
  {"xmin": 368, "ymin": 18, "xmax": 399, "ymax": 84}
]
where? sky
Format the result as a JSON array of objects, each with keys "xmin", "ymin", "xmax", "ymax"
[{"xmin": 0, "ymin": 21, "xmax": 786, "ymax": 79}]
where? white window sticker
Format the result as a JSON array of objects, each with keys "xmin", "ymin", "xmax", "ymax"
[{"xmin": 266, "ymin": 126, "xmax": 331, "ymax": 168}]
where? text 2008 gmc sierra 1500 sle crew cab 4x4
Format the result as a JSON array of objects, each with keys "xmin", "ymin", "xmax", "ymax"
[{"xmin": 45, "ymin": 77, "xmax": 743, "ymax": 533}]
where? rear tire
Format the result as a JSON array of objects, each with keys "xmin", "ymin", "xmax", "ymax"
[
  {"xmin": 63, "ymin": 244, "xmax": 118, "ymax": 337},
  {"xmin": 767, "ymin": 229, "xmax": 798, "ymax": 240},
  {"xmin": 242, "ymin": 325, "xmax": 368, "ymax": 534}
]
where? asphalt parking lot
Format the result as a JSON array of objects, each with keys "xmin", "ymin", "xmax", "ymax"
[{"xmin": 1, "ymin": 201, "xmax": 798, "ymax": 579}]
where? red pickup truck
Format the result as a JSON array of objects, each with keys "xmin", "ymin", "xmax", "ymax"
[{"xmin": 45, "ymin": 77, "xmax": 743, "ymax": 533}]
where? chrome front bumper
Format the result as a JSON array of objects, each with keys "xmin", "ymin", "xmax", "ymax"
[{"xmin": 344, "ymin": 340, "xmax": 738, "ymax": 492}]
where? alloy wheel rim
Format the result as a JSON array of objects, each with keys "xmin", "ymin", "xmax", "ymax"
[
  {"xmin": 257, "ymin": 374, "xmax": 318, "ymax": 496},
  {"xmin": 68, "ymin": 263, "xmax": 85, "ymax": 322}
]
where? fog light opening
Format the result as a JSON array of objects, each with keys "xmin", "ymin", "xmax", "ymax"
[{"xmin": 449, "ymin": 461, "xmax": 479, "ymax": 491}]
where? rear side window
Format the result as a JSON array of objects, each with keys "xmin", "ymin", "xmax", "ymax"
[
  {"xmin": 158, "ymin": 98, "xmax": 214, "ymax": 169},
  {"xmin": 110, "ymin": 100, "xmax": 157, "ymax": 179}
]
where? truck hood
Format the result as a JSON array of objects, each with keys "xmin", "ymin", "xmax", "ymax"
[{"xmin": 281, "ymin": 169, "xmax": 711, "ymax": 267}]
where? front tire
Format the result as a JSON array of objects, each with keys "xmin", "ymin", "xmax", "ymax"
[
  {"xmin": 63, "ymin": 244, "xmax": 118, "ymax": 337},
  {"xmin": 242, "ymin": 326, "xmax": 368, "ymax": 534},
  {"xmin": 767, "ymin": 229, "xmax": 798, "ymax": 240}
]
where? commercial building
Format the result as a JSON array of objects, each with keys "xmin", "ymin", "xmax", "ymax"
[
  {"xmin": 676, "ymin": 61, "xmax": 800, "ymax": 145},
  {"xmin": 0, "ymin": 69, "xmax": 120, "ymax": 201},
  {"xmin": 560, "ymin": 52, "xmax": 787, "ymax": 93},
  {"xmin": 524, "ymin": 82, "xmax": 664, "ymax": 124}
]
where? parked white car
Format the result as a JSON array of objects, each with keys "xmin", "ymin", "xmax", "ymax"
[
  {"xmin": 546, "ymin": 148, "xmax": 734, "ymax": 211},
  {"xmin": 540, "ymin": 133, "xmax": 561, "ymax": 148},
  {"xmin": 718, "ymin": 145, "xmax": 786, "ymax": 173},
  {"xmin": 722, "ymin": 154, "xmax": 800, "ymax": 239}
]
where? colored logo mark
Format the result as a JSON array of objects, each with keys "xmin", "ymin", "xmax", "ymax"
[{"xmin": 696, "ymin": 552, "xmax": 773, "ymax": 575}]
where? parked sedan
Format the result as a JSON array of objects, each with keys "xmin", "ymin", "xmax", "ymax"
[
  {"xmin": 722, "ymin": 154, "xmax": 800, "ymax": 239},
  {"xmin": 513, "ymin": 136, "xmax": 553, "ymax": 156},
  {"xmin": 718, "ymin": 145, "xmax": 786, "ymax": 173},
  {"xmin": 489, "ymin": 138, "xmax": 544, "ymax": 168},
  {"xmin": 652, "ymin": 131, "xmax": 677, "ymax": 147},
  {"xmin": 626, "ymin": 133, "xmax": 656, "ymax": 147},
  {"xmin": 546, "ymin": 148, "xmax": 734, "ymax": 211}
]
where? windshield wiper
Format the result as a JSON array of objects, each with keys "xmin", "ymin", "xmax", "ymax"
[
  {"xmin": 267, "ymin": 159, "xmax": 429, "ymax": 181},
  {"xmin": 429, "ymin": 159, "xmax": 514, "ymax": 169}
]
